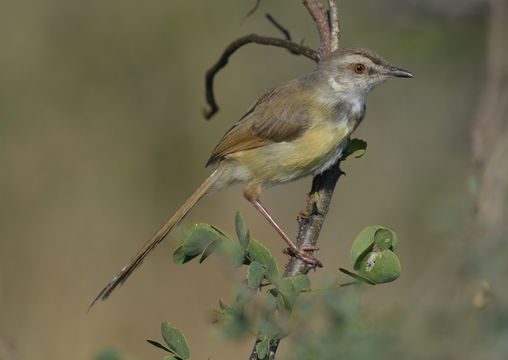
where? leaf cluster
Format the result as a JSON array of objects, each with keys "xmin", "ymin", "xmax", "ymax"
[
  {"xmin": 172, "ymin": 213, "xmax": 314, "ymax": 357},
  {"xmin": 147, "ymin": 322, "xmax": 190, "ymax": 360},
  {"xmin": 148, "ymin": 189, "xmax": 402, "ymax": 359},
  {"xmin": 340, "ymin": 226, "xmax": 401, "ymax": 284}
]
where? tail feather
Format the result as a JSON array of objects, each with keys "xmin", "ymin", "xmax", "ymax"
[{"xmin": 89, "ymin": 165, "xmax": 225, "ymax": 309}]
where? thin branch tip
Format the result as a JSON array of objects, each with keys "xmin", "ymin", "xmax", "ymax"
[
  {"xmin": 265, "ymin": 13, "xmax": 292, "ymax": 41},
  {"xmin": 204, "ymin": 34, "xmax": 318, "ymax": 120}
]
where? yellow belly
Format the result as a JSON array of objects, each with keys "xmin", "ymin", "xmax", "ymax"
[{"xmin": 227, "ymin": 121, "xmax": 351, "ymax": 185}]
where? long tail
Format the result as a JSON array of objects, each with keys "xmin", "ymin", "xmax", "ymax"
[{"xmin": 89, "ymin": 164, "xmax": 225, "ymax": 309}]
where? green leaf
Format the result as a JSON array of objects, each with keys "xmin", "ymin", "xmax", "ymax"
[
  {"xmin": 264, "ymin": 290, "xmax": 279, "ymax": 312},
  {"xmin": 350, "ymin": 226, "xmax": 378, "ymax": 269},
  {"xmin": 256, "ymin": 339, "xmax": 270, "ymax": 359},
  {"xmin": 358, "ymin": 250, "xmax": 401, "ymax": 284},
  {"xmin": 244, "ymin": 230, "xmax": 252, "ymax": 249},
  {"xmin": 235, "ymin": 212, "xmax": 249, "ymax": 248},
  {"xmin": 373, "ymin": 229, "xmax": 393, "ymax": 250},
  {"xmin": 259, "ymin": 316, "xmax": 287, "ymax": 340},
  {"xmin": 216, "ymin": 300, "xmax": 250, "ymax": 339},
  {"xmin": 95, "ymin": 349, "xmax": 121, "ymax": 360},
  {"xmin": 199, "ymin": 238, "xmax": 221, "ymax": 263},
  {"xmin": 248, "ymin": 261, "xmax": 266, "ymax": 288},
  {"xmin": 339, "ymin": 267, "xmax": 376, "ymax": 285},
  {"xmin": 146, "ymin": 339, "xmax": 173, "ymax": 353},
  {"xmin": 373, "ymin": 228, "xmax": 398, "ymax": 251},
  {"xmin": 246, "ymin": 238, "xmax": 272, "ymax": 265},
  {"xmin": 291, "ymin": 274, "xmax": 311, "ymax": 293},
  {"xmin": 182, "ymin": 223, "xmax": 223, "ymax": 257},
  {"xmin": 276, "ymin": 278, "xmax": 298, "ymax": 311},
  {"xmin": 247, "ymin": 239, "xmax": 279, "ymax": 282},
  {"xmin": 219, "ymin": 299, "xmax": 236, "ymax": 316},
  {"xmin": 163, "ymin": 357, "xmax": 180, "ymax": 360},
  {"xmin": 345, "ymin": 138, "xmax": 367, "ymax": 158},
  {"xmin": 173, "ymin": 223, "xmax": 226, "ymax": 264},
  {"xmin": 350, "ymin": 226, "xmax": 399, "ymax": 268},
  {"xmin": 236, "ymin": 285, "xmax": 256, "ymax": 304},
  {"xmin": 210, "ymin": 225, "xmax": 232, "ymax": 239},
  {"xmin": 219, "ymin": 240, "xmax": 245, "ymax": 267},
  {"xmin": 173, "ymin": 245, "xmax": 193, "ymax": 264},
  {"xmin": 275, "ymin": 292, "xmax": 286, "ymax": 311},
  {"xmin": 161, "ymin": 322, "xmax": 190, "ymax": 359},
  {"xmin": 266, "ymin": 288, "xmax": 286, "ymax": 312}
]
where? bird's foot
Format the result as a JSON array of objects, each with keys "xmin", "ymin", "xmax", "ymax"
[{"xmin": 283, "ymin": 245, "xmax": 322, "ymax": 267}]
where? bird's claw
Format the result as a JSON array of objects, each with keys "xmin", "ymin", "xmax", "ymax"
[{"xmin": 282, "ymin": 246, "xmax": 323, "ymax": 267}]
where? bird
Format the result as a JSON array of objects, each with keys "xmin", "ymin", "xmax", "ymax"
[{"xmin": 90, "ymin": 47, "xmax": 413, "ymax": 308}]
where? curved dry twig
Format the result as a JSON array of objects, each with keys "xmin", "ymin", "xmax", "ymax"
[
  {"xmin": 244, "ymin": 0, "xmax": 263, "ymax": 19},
  {"xmin": 204, "ymin": 34, "xmax": 318, "ymax": 119},
  {"xmin": 265, "ymin": 13, "xmax": 292, "ymax": 41}
]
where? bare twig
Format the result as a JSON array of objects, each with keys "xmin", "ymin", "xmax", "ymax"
[
  {"xmin": 244, "ymin": 0, "xmax": 263, "ymax": 19},
  {"xmin": 265, "ymin": 13, "xmax": 292, "ymax": 41},
  {"xmin": 303, "ymin": 0, "xmax": 332, "ymax": 58},
  {"xmin": 328, "ymin": 0, "xmax": 340, "ymax": 51},
  {"xmin": 204, "ymin": 34, "xmax": 318, "ymax": 119}
]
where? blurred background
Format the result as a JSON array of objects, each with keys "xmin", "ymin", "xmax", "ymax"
[{"xmin": 1, "ymin": 0, "xmax": 507, "ymax": 359}]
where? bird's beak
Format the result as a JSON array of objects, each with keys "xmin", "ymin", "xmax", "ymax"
[{"xmin": 387, "ymin": 66, "xmax": 414, "ymax": 78}]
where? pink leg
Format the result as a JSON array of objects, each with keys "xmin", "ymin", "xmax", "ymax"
[{"xmin": 251, "ymin": 200, "xmax": 322, "ymax": 267}]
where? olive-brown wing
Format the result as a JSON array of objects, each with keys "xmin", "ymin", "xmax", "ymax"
[{"xmin": 206, "ymin": 84, "xmax": 311, "ymax": 166}]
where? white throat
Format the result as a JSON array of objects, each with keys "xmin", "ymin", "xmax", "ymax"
[
  {"xmin": 328, "ymin": 76, "xmax": 342, "ymax": 92},
  {"xmin": 326, "ymin": 76, "xmax": 369, "ymax": 105}
]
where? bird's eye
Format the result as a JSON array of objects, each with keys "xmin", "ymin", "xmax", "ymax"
[{"xmin": 354, "ymin": 63, "xmax": 366, "ymax": 74}]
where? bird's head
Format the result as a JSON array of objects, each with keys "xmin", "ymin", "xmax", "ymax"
[{"xmin": 315, "ymin": 47, "xmax": 413, "ymax": 100}]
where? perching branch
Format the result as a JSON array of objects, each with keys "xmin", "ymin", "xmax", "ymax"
[
  {"xmin": 200, "ymin": 1, "xmax": 340, "ymax": 358},
  {"xmin": 248, "ymin": 1, "xmax": 341, "ymax": 359},
  {"xmin": 203, "ymin": 34, "xmax": 318, "ymax": 119},
  {"xmin": 249, "ymin": 163, "xmax": 345, "ymax": 360},
  {"xmin": 280, "ymin": 0, "xmax": 340, "ymax": 294}
]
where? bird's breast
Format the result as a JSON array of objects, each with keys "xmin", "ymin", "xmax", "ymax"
[
  {"xmin": 225, "ymin": 100, "xmax": 366, "ymax": 186},
  {"xmin": 227, "ymin": 120, "xmax": 351, "ymax": 186}
]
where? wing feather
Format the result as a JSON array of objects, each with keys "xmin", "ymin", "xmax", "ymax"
[{"xmin": 207, "ymin": 82, "xmax": 312, "ymax": 166}]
